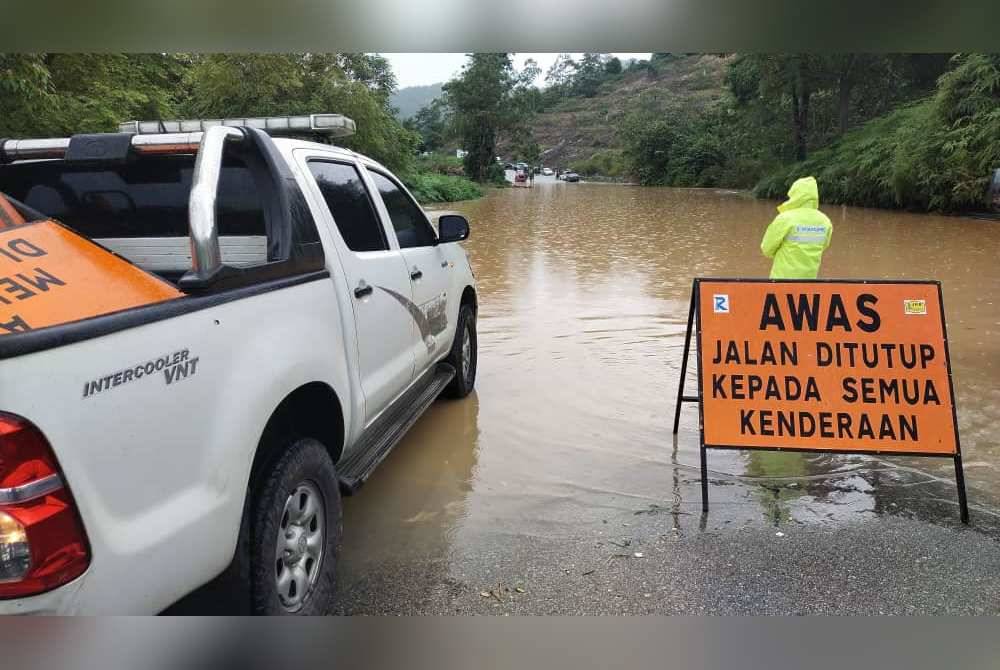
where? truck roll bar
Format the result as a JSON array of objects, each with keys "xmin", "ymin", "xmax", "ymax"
[
  {"xmin": 3, "ymin": 121, "xmax": 326, "ymax": 293},
  {"xmin": 187, "ymin": 126, "xmax": 246, "ymax": 280}
]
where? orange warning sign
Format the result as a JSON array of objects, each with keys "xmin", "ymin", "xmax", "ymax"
[
  {"xmin": 697, "ymin": 280, "xmax": 958, "ymax": 455},
  {"xmin": 0, "ymin": 220, "xmax": 182, "ymax": 335}
]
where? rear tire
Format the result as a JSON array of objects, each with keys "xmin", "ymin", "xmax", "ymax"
[
  {"xmin": 445, "ymin": 303, "xmax": 477, "ymax": 398},
  {"xmin": 246, "ymin": 437, "xmax": 342, "ymax": 615}
]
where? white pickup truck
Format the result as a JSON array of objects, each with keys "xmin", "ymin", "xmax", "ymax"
[{"xmin": 0, "ymin": 114, "xmax": 478, "ymax": 614}]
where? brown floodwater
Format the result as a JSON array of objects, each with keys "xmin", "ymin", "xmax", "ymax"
[{"xmin": 338, "ymin": 179, "xmax": 1000, "ymax": 575}]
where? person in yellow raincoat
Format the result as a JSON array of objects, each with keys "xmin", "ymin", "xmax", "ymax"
[{"xmin": 760, "ymin": 176, "xmax": 833, "ymax": 279}]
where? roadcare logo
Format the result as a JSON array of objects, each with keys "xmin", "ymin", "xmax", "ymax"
[
  {"xmin": 82, "ymin": 348, "xmax": 199, "ymax": 398},
  {"xmin": 713, "ymin": 294, "xmax": 730, "ymax": 313},
  {"xmin": 904, "ymin": 299, "xmax": 927, "ymax": 315}
]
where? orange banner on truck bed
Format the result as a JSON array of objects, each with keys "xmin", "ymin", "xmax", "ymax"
[
  {"xmin": 697, "ymin": 279, "xmax": 958, "ymax": 455},
  {"xmin": 0, "ymin": 220, "xmax": 182, "ymax": 335}
]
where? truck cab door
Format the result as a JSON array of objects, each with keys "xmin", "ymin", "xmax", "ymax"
[
  {"xmin": 365, "ymin": 168, "xmax": 454, "ymax": 375},
  {"xmin": 302, "ymin": 157, "xmax": 416, "ymax": 426}
]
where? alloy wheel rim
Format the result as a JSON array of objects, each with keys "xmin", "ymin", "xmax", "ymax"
[
  {"xmin": 274, "ymin": 480, "xmax": 325, "ymax": 612},
  {"xmin": 461, "ymin": 324, "xmax": 472, "ymax": 382}
]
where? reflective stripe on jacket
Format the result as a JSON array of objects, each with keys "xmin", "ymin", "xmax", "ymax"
[{"xmin": 760, "ymin": 176, "xmax": 832, "ymax": 279}]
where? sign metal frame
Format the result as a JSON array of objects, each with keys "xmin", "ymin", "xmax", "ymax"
[{"xmin": 672, "ymin": 277, "xmax": 969, "ymax": 524}]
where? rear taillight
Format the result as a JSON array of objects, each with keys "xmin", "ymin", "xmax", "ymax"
[{"xmin": 0, "ymin": 413, "xmax": 89, "ymax": 598}]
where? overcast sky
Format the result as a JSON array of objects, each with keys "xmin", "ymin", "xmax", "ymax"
[{"xmin": 381, "ymin": 53, "xmax": 651, "ymax": 89}]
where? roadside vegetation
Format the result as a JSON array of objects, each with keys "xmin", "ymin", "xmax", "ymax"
[
  {"xmin": 569, "ymin": 149, "xmax": 627, "ymax": 178},
  {"xmin": 402, "ymin": 155, "xmax": 482, "ymax": 202},
  {"xmin": 6, "ymin": 53, "xmax": 995, "ymax": 211},
  {"xmin": 0, "ymin": 54, "xmax": 481, "ymax": 204},
  {"xmin": 754, "ymin": 55, "xmax": 1000, "ymax": 212},
  {"xmin": 613, "ymin": 53, "xmax": 1000, "ymax": 212},
  {"xmin": 409, "ymin": 52, "xmax": 998, "ymax": 213}
]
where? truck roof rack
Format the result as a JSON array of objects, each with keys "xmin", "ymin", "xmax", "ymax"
[{"xmin": 0, "ymin": 114, "xmax": 355, "ymax": 164}]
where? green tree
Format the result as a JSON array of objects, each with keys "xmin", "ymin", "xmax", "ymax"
[
  {"xmin": 544, "ymin": 53, "xmax": 576, "ymax": 88},
  {"xmin": 619, "ymin": 94, "xmax": 729, "ymax": 187},
  {"xmin": 0, "ymin": 55, "xmax": 53, "ymax": 136},
  {"xmin": 510, "ymin": 128, "xmax": 540, "ymax": 165},
  {"xmin": 408, "ymin": 97, "xmax": 450, "ymax": 152},
  {"xmin": 0, "ymin": 52, "xmax": 479, "ymax": 204},
  {"xmin": 754, "ymin": 54, "xmax": 999, "ymax": 212},
  {"xmin": 622, "ymin": 57, "xmax": 657, "ymax": 77},
  {"xmin": 573, "ymin": 53, "xmax": 607, "ymax": 97},
  {"xmin": 181, "ymin": 54, "xmax": 418, "ymax": 171},
  {"xmin": 758, "ymin": 55, "xmax": 824, "ymax": 161},
  {"xmin": 0, "ymin": 54, "xmax": 185, "ymax": 137},
  {"xmin": 181, "ymin": 54, "xmax": 304, "ymax": 118},
  {"xmin": 828, "ymin": 54, "xmax": 871, "ymax": 135},
  {"xmin": 443, "ymin": 53, "xmax": 516, "ymax": 181},
  {"xmin": 727, "ymin": 53, "xmax": 952, "ymax": 160}
]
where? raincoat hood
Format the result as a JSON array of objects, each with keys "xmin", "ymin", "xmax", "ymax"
[{"xmin": 777, "ymin": 176, "xmax": 819, "ymax": 213}]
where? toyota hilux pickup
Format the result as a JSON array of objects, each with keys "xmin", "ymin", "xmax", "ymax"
[{"xmin": 0, "ymin": 114, "xmax": 478, "ymax": 614}]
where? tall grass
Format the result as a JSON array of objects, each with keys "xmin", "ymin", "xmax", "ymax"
[
  {"xmin": 402, "ymin": 171, "xmax": 483, "ymax": 204},
  {"xmin": 400, "ymin": 152, "xmax": 486, "ymax": 204},
  {"xmin": 570, "ymin": 149, "xmax": 627, "ymax": 177}
]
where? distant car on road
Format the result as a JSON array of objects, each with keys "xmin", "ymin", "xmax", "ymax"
[
  {"xmin": 563, "ymin": 172, "xmax": 580, "ymax": 182},
  {"xmin": 541, "ymin": 167, "xmax": 554, "ymax": 176},
  {"xmin": 514, "ymin": 169, "xmax": 528, "ymax": 184}
]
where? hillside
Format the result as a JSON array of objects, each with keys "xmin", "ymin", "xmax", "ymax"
[
  {"xmin": 511, "ymin": 55, "xmax": 731, "ymax": 168},
  {"xmin": 391, "ymin": 83, "xmax": 443, "ymax": 120}
]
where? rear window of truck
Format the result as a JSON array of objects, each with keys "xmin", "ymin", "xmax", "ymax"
[{"xmin": 0, "ymin": 155, "xmax": 266, "ymax": 239}]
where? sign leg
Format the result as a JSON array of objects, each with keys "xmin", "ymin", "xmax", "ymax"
[
  {"xmin": 954, "ymin": 454, "xmax": 970, "ymax": 524},
  {"xmin": 672, "ymin": 287, "xmax": 697, "ymax": 435},
  {"xmin": 700, "ymin": 444, "xmax": 709, "ymax": 512}
]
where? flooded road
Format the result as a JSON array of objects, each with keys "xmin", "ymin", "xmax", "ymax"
[{"xmin": 331, "ymin": 180, "xmax": 1000, "ymax": 612}]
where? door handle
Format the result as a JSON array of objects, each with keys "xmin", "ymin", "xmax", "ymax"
[
  {"xmin": 440, "ymin": 260, "xmax": 449, "ymax": 268},
  {"xmin": 410, "ymin": 269, "xmax": 423, "ymax": 281},
  {"xmin": 354, "ymin": 283, "xmax": 373, "ymax": 299}
]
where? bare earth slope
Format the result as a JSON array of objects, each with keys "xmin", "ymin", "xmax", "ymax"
[{"xmin": 518, "ymin": 55, "xmax": 730, "ymax": 168}]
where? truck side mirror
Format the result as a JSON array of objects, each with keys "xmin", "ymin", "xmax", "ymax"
[{"xmin": 437, "ymin": 214, "xmax": 470, "ymax": 243}]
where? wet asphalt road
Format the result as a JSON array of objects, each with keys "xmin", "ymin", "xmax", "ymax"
[
  {"xmin": 170, "ymin": 471, "xmax": 1000, "ymax": 615},
  {"xmin": 331, "ymin": 520, "xmax": 1000, "ymax": 615},
  {"xmin": 329, "ymin": 485, "xmax": 1000, "ymax": 615}
]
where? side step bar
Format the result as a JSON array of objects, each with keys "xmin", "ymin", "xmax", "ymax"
[{"xmin": 337, "ymin": 363, "xmax": 456, "ymax": 493}]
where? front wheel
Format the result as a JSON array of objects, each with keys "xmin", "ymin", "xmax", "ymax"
[
  {"xmin": 445, "ymin": 303, "xmax": 477, "ymax": 398},
  {"xmin": 248, "ymin": 437, "xmax": 342, "ymax": 615}
]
